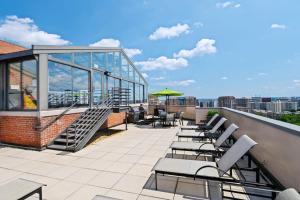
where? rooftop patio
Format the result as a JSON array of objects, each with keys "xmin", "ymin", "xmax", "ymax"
[{"xmin": 0, "ymin": 117, "xmax": 276, "ymax": 200}]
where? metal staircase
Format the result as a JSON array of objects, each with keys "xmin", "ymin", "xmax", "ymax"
[{"xmin": 47, "ymin": 87, "xmax": 130, "ymax": 152}]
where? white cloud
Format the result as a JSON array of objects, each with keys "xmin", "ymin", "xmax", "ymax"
[
  {"xmin": 246, "ymin": 77, "xmax": 253, "ymax": 81},
  {"xmin": 90, "ymin": 38, "xmax": 142, "ymax": 58},
  {"xmin": 135, "ymin": 56, "xmax": 188, "ymax": 71},
  {"xmin": 152, "ymin": 77, "xmax": 165, "ymax": 80},
  {"xmin": 221, "ymin": 76, "xmax": 228, "ymax": 80},
  {"xmin": 293, "ymin": 80, "xmax": 300, "ymax": 86},
  {"xmin": 90, "ymin": 38, "xmax": 120, "ymax": 47},
  {"xmin": 149, "ymin": 23, "xmax": 190, "ymax": 40},
  {"xmin": 216, "ymin": 2, "xmax": 241, "ymax": 8},
  {"xmin": 270, "ymin": 24, "xmax": 286, "ymax": 29},
  {"xmin": 141, "ymin": 73, "xmax": 148, "ymax": 78},
  {"xmin": 160, "ymin": 80, "xmax": 195, "ymax": 87},
  {"xmin": 193, "ymin": 22, "xmax": 204, "ymax": 28},
  {"xmin": 258, "ymin": 72, "xmax": 267, "ymax": 76},
  {"xmin": 124, "ymin": 48, "xmax": 142, "ymax": 58},
  {"xmin": 0, "ymin": 15, "xmax": 70, "ymax": 46},
  {"xmin": 174, "ymin": 39, "xmax": 217, "ymax": 58}
]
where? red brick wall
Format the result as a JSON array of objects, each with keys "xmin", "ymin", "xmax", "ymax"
[
  {"xmin": 0, "ymin": 116, "xmax": 40, "ymax": 147},
  {"xmin": 40, "ymin": 113, "xmax": 80, "ymax": 147},
  {"xmin": 0, "ymin": 112, "xmax": 126, "ymax": 149},
  {"xmin": 102, "ymin": 112, "xmax": 126, "ymax": 128}
]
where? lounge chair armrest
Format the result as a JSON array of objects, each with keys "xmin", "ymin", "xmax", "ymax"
[{"xmin": 193, "ymin": 165, "xmax": 239, "ymax": 182}]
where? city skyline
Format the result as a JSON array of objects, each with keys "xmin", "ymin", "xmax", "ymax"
[{"xmin": 0, "ymin": 0, "xmax": 299, "ymax": 97}]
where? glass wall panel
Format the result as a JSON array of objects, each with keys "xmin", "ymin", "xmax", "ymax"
[
  {"xmin": 139, "ymin": 84, "xmax": 144, "ymax": 103},
  {"xmin": 74, "ymin": 52, "xmax": 91, "ymax": 68},
  {"xmin": 135, "ymin": 71, "xmax": 140, "ymax": 83},
  {"xmin": 92, "ymin": 52, "xmax": 106, "ymax": 70},
  {"xmin": 135, "ymin": 84, "xmax": 140, "ymax": 103},
  {"xmin": 112, "ymin": 52, "xmax": 121, "ymax": 76},
  {"xmin": 107, "ymin": 52, "xmax": 114, "ymax": 73},
  {"xmin": 128, "ymin": 82, "xmax": 134, "ymax": 104},
  {"xmin": 49, "ymin": 53, "xmax": 73, "ymax": 63},
  {"xmin": 48, "ymin": 61, "xmax": 72, "ymax": 108},
  {"xmin": 128, "ymin": 65, "xmax": 134, "ymax": 81},
  {"xmin": 93, "ymin": 71, "xmax": 103, "ymax": 104},
  {"xmin": 121, "ymin": 55, "xmax": 129, "ymax": 79},
  {"xmin": 22, "ymin": 60, "xmax": 37, "ymax": 110},
  {"xmin": 8, "ymin": 62, "xmax": 21, "ymax": 110},
  {"xmin": 73, "ymin": 68, "xmax": 89, "ymax": 106}
]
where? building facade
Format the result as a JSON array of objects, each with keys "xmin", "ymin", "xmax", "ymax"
[
  {"xmin": 0, "ymin": 44, "xmax": 148, "ymax": 149},
  {"xmin": 218, "ymin": 96, "xmax": 235, "ymax": 108}
]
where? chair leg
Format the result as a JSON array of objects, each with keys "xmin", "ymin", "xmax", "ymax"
[{"xmin": 155, "ymin": 172, "xmax": 158, "ymax": 190}]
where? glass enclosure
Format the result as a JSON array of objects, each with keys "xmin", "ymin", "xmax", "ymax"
[{"xmin": 3, "ymin": 48, "xmax": 147, "ymax": 111}]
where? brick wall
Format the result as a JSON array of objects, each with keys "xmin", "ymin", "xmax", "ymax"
[
  {"xmin": 0, "ymin": 111, "xmax": 126, "ymax": 149},
  {"xmin": 102, "ymin": 112, "xmax": 126, "ymax": 128},
  {"xmin": 40, "ymin": 113, "xmax": 80, "ymax": 147},
  {"xmin": 0, "ymin": 116, "xmax": 40, "ymax": 147}
]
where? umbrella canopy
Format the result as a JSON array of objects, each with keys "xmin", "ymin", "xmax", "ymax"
[
  {"xmin": 151, "ymin": 88, "xmax": 183, "ymax": 97},
  {"xmin": 151, "ymin": 88, "xmax": 184, "ymax": 113}
]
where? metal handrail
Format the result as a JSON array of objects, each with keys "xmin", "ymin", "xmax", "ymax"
[
  {"xmin": 38, "ymin": 99, "xmax": 81, "ymax": 131},
  {"xmin": 38, "ymin": 92, "xmax": 91, "ymax": 131}
]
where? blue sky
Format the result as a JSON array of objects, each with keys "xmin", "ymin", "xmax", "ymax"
[{"xmin": 0, "ymin": 0, "xmax": 299, "ymax": 98}]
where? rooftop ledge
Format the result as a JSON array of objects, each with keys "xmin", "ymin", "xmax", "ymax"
[{"xmin": 220, "ymin": 107, "xmax": 300, "ymax": 136}]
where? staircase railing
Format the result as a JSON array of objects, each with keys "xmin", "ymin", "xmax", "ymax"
[{"xmin": 65, "ymin": 95, "xmax": 113, "ymax": 150}]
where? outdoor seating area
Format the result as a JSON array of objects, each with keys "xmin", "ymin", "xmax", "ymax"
[{"xmin": 0, "ymin": 112, "xmax": 299, "ymax": 200}]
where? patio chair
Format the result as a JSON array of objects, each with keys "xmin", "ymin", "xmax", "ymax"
[
  {"xmin": 180, "ymin": 113, "xmax": 220, "ymax": 130},
  {"xmin": 275, "ymin": 188, "xmax": 300, "ymax": 200},
  {"xmin": 0, "ymin": 178, "xmax": 46, "ymax": 200},
  {"xmin": 176, "ymin": 117, "xmax": 227, "ymax": 141},
  {"xmin": 153, "ymin": 135, "xmax": 277, "ymax": 199},
  {"xmin": 170, "ymin": 123, "xmax": 239, "ymax": 158},
  {"xmin": 165, "ymin": 113, "xmax": 175, "ymax": 126}
]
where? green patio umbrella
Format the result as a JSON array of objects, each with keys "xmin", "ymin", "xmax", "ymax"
[{"xmin": 151, "ymin": 88, "xmax": 184, "ymax": 112}]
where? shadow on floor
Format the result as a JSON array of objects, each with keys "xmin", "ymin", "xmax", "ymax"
[
  {"xmin": 87, "ymin": 128, "xmax": 125, "ymax": 145},
  {"xmin": 143, "ymin": 173, "xmax": 210, "ymax": 200}
]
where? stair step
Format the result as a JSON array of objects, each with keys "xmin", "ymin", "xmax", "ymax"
[
  {"xmin": 47, "ymin": 144, "xmax": 74, "ymax": 151},
  {"xmin": 54, "ymin": 138, "xmax": 76, "ymax": 144}
]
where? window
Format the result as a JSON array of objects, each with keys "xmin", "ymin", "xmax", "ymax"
[
  {"xmin": 22, "ymin": 60, "xmax": 37, "ymax": 109},
  {"xmin": 48, "ymin": 61, "xmax": 89, "ymax": 108},
  {"xmin": 121, "ymin": 55, "xmax": 129, "ymax": 79},
  {"xmin": 74, "ymin": 52, "xmax": 91, "ymax": 68},
  {"xmin": 92, "ymin": 52, "xmax": 106, "ymax": 70},
  {"xmin": 129, "ymin": 65, "xmax": 134, "ymax": 81},
  {"xmin": 73, "ymin": 68, "xmax": 89, "ymax": 106},
  {"xmin": 128, "ymin": 82, "xmax": 134, "ymax": 104},
  {"xmin": 49, "ymin": 53, "xmax": 73, "ymax": 63},
  {"xmin": 8, "ymin": 62, "xmax": 21, "ymax": 110},
  {"xmin": 107, "ymin": 52, "xmax": 114, "ymax": 72},
  {"xmin": 112, "ymin": 52, "xmax": 121, "ymax": 76},
  {"xmin": 93, "ymin": 71, "xmax": 102, "ymax": 104},
  {"xmin": 135, "ymin": 84, "xmax": 140, "ymax": 103},
  {"xmin": 7, "ymin": 59, "xmax": 37, "ymax": 110},
  {"xmin": 140, "ymin": 85, "xmax": 144, "ymax": 103}
]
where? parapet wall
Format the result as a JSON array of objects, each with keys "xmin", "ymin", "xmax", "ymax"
[{"xmin": 199, "ymin": 107, "xmax": 300, "ymax": 190}]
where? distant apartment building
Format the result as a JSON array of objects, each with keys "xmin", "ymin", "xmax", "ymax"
[
  {"xmin": 197, "ymin": 99, "xmax": 217, "ymax": 108},
  {"xmin": 218, "ymin": 96, "xmax": 235, "ymax": 108},
  {"xmin": 168, "ymin": 96, "xmax": 196, "ymax": 106}
]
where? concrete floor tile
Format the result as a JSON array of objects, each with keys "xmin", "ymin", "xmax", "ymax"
[
  {"xmin": 106, "ymin": 162, "xmax": 134, "ymax": 173},
  {"xmin": 106, "ymin": 189, "xmax": 139, "ymax": 200},
  {"xmin": 113, "ymin": 174, "xmax": 148, "ymax": 194},
  {"xmin": 119, "ymin": 154, "xmax": 141, "ymax": 164},
  {"xmin": 66, "ymin": 185, "xmax": 108, "ymax": 200},
  {"xmin": 89, "ymin": 171, "xmax": 123, "ymax": 188},
  {"xmin": 127, "ymin": 164, "xmax": 153, "ymax": 177},
  {"xmin": 65, "ymin": 168, "xmax": 99, "ymax": 184},
  {"xmin": 45, "ymin": 180, "xmax": 82, "ymax": 200}
]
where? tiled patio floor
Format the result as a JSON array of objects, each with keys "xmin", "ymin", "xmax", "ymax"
[{"xmin": 0, "ymin": 122, "xmax": 263, "ymax": 200}]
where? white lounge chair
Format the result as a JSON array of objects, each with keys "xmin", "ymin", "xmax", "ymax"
[
  {"xmin": 180, "ymin": 113, "xmax": 220, "ymax": 130},
  {"xmin": 176, "ymin": 117, "xmax": 227, "ymax": 141},
  {"xmin": 153, "ymin": 135, "xmax": 256, "ymax": 191},
  {"xmin": 170, "ymin": 123, "xmax": 239, "ymax": 158}
]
